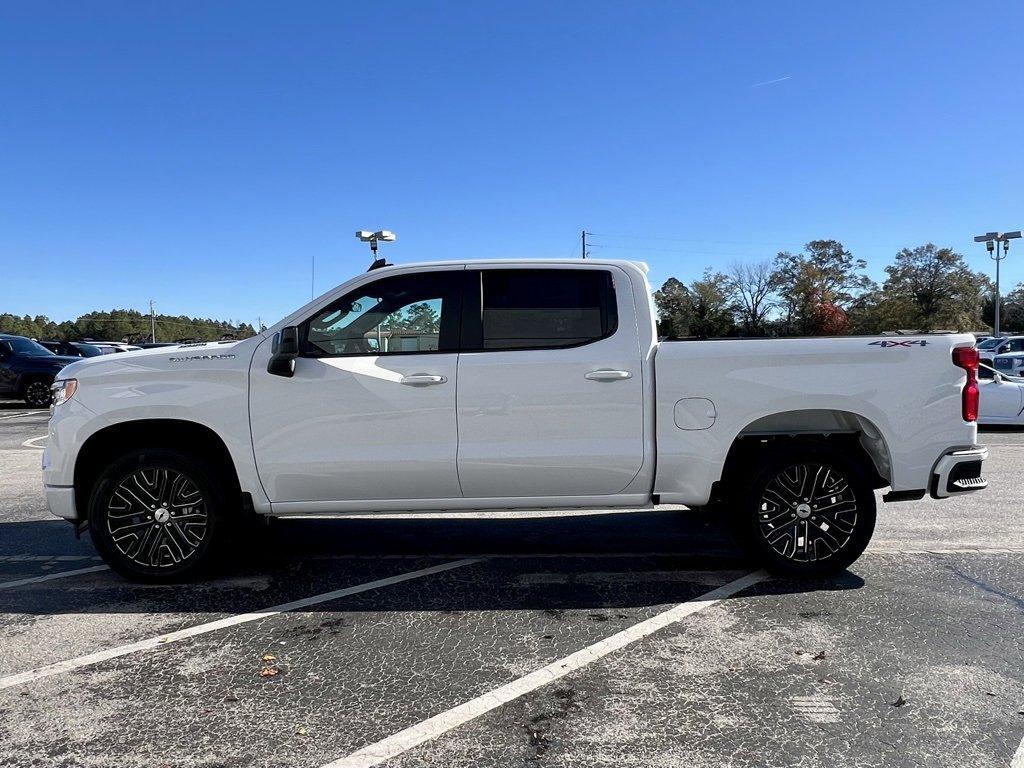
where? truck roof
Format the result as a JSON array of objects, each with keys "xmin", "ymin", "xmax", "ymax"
[{"xmin": 366, "ymin": 258, "xmax": 650, "ymax": 274}]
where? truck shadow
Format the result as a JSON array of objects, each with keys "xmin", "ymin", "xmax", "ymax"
[{"xmin": 0, "ymin": 510, "xmax": 865, "ymax": 617}]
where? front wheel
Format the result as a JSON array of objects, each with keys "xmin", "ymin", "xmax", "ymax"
[
  {"xmin": 23, "ymin": 378, "xmax": 53, "ymax": 408},
  {"xmin": 88, "ymin": 449, "xmax": 227, "ymax": 582},
  {"xmin": 733, "ymin": 445, "xmax": 876, "ymax": 577}
]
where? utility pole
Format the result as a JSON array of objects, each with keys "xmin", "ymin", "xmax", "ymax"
[
  {"xmin": 581, "ymin": 230, "xmax": 588, "ymax": 259},
  {"xmin": 975, "ymin": 231, "xmax": 1022, "ymax": 337},
  {"xmin": 149, "ymin": 300, "xmax": 156, "ymax": 343}
]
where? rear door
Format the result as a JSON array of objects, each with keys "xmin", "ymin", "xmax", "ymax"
[{"xmin": 455, "ymin": 265, "xmax": 645, "ymax": 498}]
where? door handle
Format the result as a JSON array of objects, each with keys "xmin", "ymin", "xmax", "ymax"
[
  {"xmin": 400, "ymin": 374, "xmax": 447, "ymax": 386},
  {"xmin": 585, "ymin": 369, "xmax": 632, "ymax": 381}
]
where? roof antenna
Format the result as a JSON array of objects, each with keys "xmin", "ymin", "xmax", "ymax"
[{"xmin": 357, "ymin": 230, "xmax": 397, "ymax": 270}]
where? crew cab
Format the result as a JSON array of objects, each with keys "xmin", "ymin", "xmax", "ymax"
[
  {"xmin": 0, "ymin": 334, "xmax": 79, "ymax": 407},
  {"xmin": 43, "ymin": 260, "xmax": 988, "ymax": 581}
]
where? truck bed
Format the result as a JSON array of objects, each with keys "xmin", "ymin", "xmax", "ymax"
[{"xmin": 652, "ymin": 334, "xmax": 980, "ymax": 505}]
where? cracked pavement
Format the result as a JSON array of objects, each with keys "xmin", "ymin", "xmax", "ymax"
[{"xmin": 0, "ymin": 403, "xmax": 1022, "ymax": 767}]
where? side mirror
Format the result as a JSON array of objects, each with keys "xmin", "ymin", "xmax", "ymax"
[{"xmin": 267, "ymin": 326, "xmax": 299, "ymax": 378}]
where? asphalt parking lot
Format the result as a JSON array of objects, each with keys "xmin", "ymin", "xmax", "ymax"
[{"xmin": 1, "ymin": 399, "xmax": 1022, "ymax": 768}]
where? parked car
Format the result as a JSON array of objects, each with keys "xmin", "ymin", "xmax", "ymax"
[
  {"xmin": 82, "ymin": 341, "xmax": 144, "ymax": 355},
  {"xmin": 45, "ymin": 259, "xmax": 987, "ymax": 582},
  {"xmin": 978, "ymin": 363, "xmax": 1024, "ymax": 425},
  {"xmin": 0, "ymin": 334, "xmax": 79, "ymax": 407},
  {"xmin": 992, "ymin": 351, "xmax": 1024, "ymax": 378},
  {"xmin": 39, "ymin": 341, "xmax": 104, "ymax": 358},
  {"xmin": 978, "ymin": 336, "xmax": 1024, "ymax": 378}
]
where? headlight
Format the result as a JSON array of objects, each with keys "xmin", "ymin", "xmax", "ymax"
[{"xmin": 51, "ymin": 379, "xmax": 78, "ymax": 407}]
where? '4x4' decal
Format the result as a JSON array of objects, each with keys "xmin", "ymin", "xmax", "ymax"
[{"xmin": 869, "ymin": 339, "xmax": 928, "ymax": 347}]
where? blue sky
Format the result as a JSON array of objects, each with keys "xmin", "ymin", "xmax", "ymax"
[{"xmin": 2, "ymin": 1, "xmax": 1022, "ymax": 327}]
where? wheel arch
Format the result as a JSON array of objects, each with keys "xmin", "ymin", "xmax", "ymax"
[
  {"xmin": 73, "ymin": 419, "xmax": 242, "ymax": 522},
  {"xmin": 712, "ymin": 408, "xmax": 892, "ymax": 503}
]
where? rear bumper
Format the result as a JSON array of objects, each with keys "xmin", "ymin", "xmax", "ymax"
[{"xmin": 930, "ymin": 446, "xmax": 988, "ymax": 499}]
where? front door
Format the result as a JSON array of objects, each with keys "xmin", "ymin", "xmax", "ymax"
[
  {"xmin": 249, "ymin": 268, "xmax": 464, "ymax": 503},
  {"xmin": 455, "ymin": 266, "xmax": 646, "ymax": 498}
]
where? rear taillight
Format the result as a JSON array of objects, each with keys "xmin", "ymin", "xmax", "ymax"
[{"xmin": 952, "ymin": 347, "xmax": 979, "ymax": 422}]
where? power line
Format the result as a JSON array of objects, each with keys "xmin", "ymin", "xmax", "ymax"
[
  {"xmin": 586, "ymin": 231, "xmax": 812, "ymax": 249},
  {"xmin": 593, "ymin": 243, "xmax": 776, "ymax": 258}
]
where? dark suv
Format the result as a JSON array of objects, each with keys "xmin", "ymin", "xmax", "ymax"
[
  {"xmin": 0, "ymin": 334, "xmax": 79, "ymax": 407},
  {"xmin": 39, "ymin": 340, "xmax": 104, "ymax": 358}
]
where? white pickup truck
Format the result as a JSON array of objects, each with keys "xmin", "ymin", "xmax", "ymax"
[{"xmin": 43, "ymin": 259, "xmax": 987, "ymax": 581}]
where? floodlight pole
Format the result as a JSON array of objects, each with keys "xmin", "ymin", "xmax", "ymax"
[
  {"xmin": 356, "ymin": 229, "xmax": 396, "ymax": 271},
  {"xmin": 976, "ymin": 231, "xmax": 1022, "ymax": 337},
  {"xmin": 993, "ymin": 239, "xmax": 1003, "ymax": 337}
]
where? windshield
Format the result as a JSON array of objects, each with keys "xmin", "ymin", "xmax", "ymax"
[
  {"xmin": 3, "ymin": 337, "xmax": 55, "ymax": 356},
  {"xmin": 73, "ymin": 343, "xmax": 103, "ymax": 357},
  {"xmin": 978, "ymin": 337, "xmax": 1006, "ymax": 350}
]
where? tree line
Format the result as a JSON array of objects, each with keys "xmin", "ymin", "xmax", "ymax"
[
  {"xmin": 0, "ymin": 309, "xmax": 258, "ymax": 344},
  {"xmin": 654, "ymin": 240, "xmax": 1010, "ymax": 338}
]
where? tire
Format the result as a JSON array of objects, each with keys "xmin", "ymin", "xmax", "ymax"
[
  {"xmin": 731, "ymin": 444, "xmax": 876, "ymax": 577},
  {"xmin": 22, "ymin": 378, "xmax": 53, "ymax": 408},
  {"xmin": 88, "ymin": 449, "xmax": 227, "ymax": 582}
]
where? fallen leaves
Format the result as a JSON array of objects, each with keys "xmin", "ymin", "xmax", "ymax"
[
  {"xmin": 259, "ymin": 652, "xmax": 282, "ymax": 679},
  {"xmin": 892, "ymin": 695, "xmax": 907, "ymax": 708}
]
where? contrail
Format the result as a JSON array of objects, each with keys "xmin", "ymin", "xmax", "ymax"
[{"xmin": 750, "ymin": 75, "xmax": 792, "ymax": 88}]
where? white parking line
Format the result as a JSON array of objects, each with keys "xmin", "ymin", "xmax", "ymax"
[
  {"xmin": 1011, "ymin": 733, "xmax": 1024, "ymax": 768},
  {"xmin": 0, "ymin": 558, "xmax": 480, "ymax": 691},
  {"xmin": 20, "ymin": 435, "xmax": 46, "ymax": 449},
  {"xmin": 0, "ymin": 565, "xmax": 108, "ymax": 591},
  {"xmin": 0, "ymin": 555, "xmax": 101, "ymax": 563},
  {"xmin": 0, "ymin": 410, "xmax": 47, "ymax": 421},
  {"xmin": 322, "ymin": 570, "xmax": 766, "ymax": 768}
]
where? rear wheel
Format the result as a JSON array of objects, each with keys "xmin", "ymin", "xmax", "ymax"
[
  {"xmin": 732, "ymin": 444, "xmax": 876, "ymax": 577},
  {"xmin": 88, "ymin": 449, "xmax": 226, "ymax": 582},
  {"xmin": 23, "ymin": 378, "xmax": 53, "ymax": 408}
]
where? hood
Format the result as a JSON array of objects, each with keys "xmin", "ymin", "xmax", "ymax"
[
  {"xmin": 46, "ymin": 355, "xmax": 80, "ymax": 367},
  {"xmin": 58, "ymin": 337, "xmax": 261, "ymax": 380}
]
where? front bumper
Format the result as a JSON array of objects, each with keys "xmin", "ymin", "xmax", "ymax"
[
  {"xmin": 930, "ymin": 446, "xmax": 988, "ymax": 499},
  {"xmin": 45, "ymin": 485, "xmax": 78, "ymax": 521}
]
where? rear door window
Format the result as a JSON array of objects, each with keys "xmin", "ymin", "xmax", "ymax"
[{"xmin": 464, "ymin": 269, "xmax": 617, "ymax": 351}]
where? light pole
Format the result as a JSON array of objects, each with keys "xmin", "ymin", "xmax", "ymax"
[
  {"xmin": 356, "ymin": 230, "xmax": 397, "ymax": 270},
  {"xmin": 356, "ymin": 230, "xmax": 397, "ymax": 352},
  {"xmin": 975, "ymin": 231, "xmax": 1022, "ymax": 337}
]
